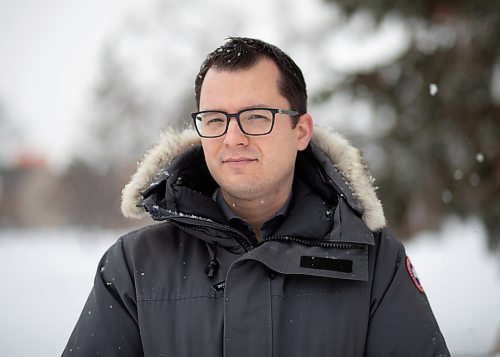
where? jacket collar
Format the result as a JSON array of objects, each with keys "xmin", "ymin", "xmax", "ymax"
[{"xmin": 121, "ymin": 127, "xmax": 386, "ymax": 232}]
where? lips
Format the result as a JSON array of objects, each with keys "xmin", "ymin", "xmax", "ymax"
[
  {"xmin": 223, "ymin": 157, "xmax": 256, "ymax": 163},
  {"xmin": 222, "ymin": 157, "xmax": 258, "ymax": 169}
]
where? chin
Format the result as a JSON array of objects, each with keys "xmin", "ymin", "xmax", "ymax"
[{"xmin": 222, "ymin": 182, "xmax": 262, "ymax": 199}]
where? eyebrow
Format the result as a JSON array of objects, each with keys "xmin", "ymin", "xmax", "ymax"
[
  {"xmin": 202, "ymin": 104, "xmax": 270, "ymax": 112},
  {"xmin": 240, "ymin": 104, "xmax": 268, "ymax": 110}
]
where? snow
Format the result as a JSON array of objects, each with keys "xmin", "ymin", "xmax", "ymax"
[
  {"xmin": 454, "ymin": 169, "xmax": 464, "ymax": 180},
  {"xmin": 429, "ymin": 83, "xmax": 439, "ymax": 96},
  {"xmin": 406, "ymin": 217, "xmax": 500, "ymax": 355},
  {"xmin": 441, "ymin": 190, "xmax": 453, "ymax": 203},
  {"xmin": 469, "ymin": 173, "xmax": 481, "ymax": 187},
  {"xmin": 0, "ymin": 228, "xmax": 119, "ymax": 357},
  {"xmin": 0, "ymin": 218, "xmax": 499, "ymax": 356}
]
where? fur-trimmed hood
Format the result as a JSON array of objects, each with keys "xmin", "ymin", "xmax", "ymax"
[{"xmin": 121, "ymin": 127, "xmax": 386, "ymax": 231}]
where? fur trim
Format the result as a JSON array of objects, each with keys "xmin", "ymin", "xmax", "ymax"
[
  {"xmin": 121, "ymin": 127, "xmax": 386, "ymax": 231},
  {"xmin": 121, "ymin": 129, "xmax": 200, "ymax": 219},
  {"xmin": 312, "ymin": 127, "xmax": 386, "ymax": 231}
]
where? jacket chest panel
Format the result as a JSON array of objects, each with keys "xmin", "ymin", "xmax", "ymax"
[
  {"xmin": 133, "ymin": 241, "xmax": 372, "ymax": 357},
  {"xmin": 221, "ymin": 257, "xmax": 371, "ymax": 357},
  {"xmin": 137, "ymin": 297, "xmax": 224, "ymax": 356},
  {"xmin": 271, "ymin": 274, "xmax": 370, "ymax": 357}
]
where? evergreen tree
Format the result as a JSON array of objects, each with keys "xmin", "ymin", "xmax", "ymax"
[{"xmin": 323, "ymin": 0, "xmax": 500, "ymax": 248}]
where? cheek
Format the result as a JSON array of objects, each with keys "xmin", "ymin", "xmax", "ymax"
[
  {"xmin": 201, "ymin": 142, "xmax": 219, "ymax": 171},
  {"xmin": 260, "ymin": 138, "xmax": 297, "ymax": 170}
]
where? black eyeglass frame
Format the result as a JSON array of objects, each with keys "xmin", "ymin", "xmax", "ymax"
[{"xmin": 191, "ymin": 107, "xmax": 300, "ymax": 138}]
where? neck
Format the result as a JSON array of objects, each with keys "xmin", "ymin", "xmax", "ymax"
[{"xmin": 221, "ymin": 186, "xmax": 291, "ymax": 241}]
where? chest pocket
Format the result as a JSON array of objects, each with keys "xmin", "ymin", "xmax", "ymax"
[{"xmin": 268, "ymin": 269, "xmax": 370, "ymax": 357}]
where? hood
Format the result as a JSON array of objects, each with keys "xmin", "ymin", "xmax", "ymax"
[{"xmin": 121, "ymin": 127, "xmax": 386, "ymax": 232}]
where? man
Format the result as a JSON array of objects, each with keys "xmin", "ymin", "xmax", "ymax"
[{"xmin": 63, "ymin": 37, "xmax": 449, "ymax": 356}]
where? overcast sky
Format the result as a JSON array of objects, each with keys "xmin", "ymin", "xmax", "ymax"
[{"xmin": 0, "ymin": 0, "xmax": 148, "ymax": 166}]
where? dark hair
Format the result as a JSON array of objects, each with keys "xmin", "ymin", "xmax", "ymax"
[{"xmin": 194, "ymin": 37, "xmax": 307, "ymax": 125}]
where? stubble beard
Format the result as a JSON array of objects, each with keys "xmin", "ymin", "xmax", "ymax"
[{"xmin": 220, "ymin": 179, "xmax": 263, "ymax": 202}]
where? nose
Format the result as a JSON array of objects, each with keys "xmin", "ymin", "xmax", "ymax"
[{"xmin": 223, "ymin": 117, "xmax": 248, "ymax": 147}]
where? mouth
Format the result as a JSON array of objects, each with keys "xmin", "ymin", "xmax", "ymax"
[{"xmin": 222, "ymin": 157, "xmax": 257, "ymax": 164}]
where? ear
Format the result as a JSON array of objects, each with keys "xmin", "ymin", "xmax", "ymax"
[{"xmin": 295, "ymin": 113, "xmax": 314, "ymax": 151}]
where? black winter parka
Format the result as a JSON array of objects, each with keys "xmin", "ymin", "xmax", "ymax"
[{"xmin": 63, "ymin": 128, "xmax": 450, "ymax": 356}]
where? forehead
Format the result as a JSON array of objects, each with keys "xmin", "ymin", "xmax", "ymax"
[{"xmin": 199, "ymin": 58, "xmax": 286, "ymax": 110}]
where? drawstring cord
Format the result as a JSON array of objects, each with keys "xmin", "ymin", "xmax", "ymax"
[{"xmin": 204, "ymin": 242, "xmax": 219, "ymax": 279}]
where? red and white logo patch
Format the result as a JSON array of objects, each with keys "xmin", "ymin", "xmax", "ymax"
[{"xmin": 405, "ymin": 256, "xmax": 425, "ymax": 294}]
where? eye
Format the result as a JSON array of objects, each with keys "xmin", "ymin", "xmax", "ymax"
[
  {"xmin": 243, "ymin": 110, "xmax": 273, "ymax": 121},
  {"xmin": 247, "ymin": 114, "xmax": 268, "ymax": 121},
  {"xmin": 207, "ymin": 117, "xmax": 225, "ymax": 125},
  {"xmin": 199, "ymin": 113, "xmax": 226, "ymax": 125}
]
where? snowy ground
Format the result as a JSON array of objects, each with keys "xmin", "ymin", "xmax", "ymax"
[
  {"xmin": 0, "ymin": 228, "xmax": 119, "ymax": 357},
  {"xmin": 0, "ymin": 218, "xmax": 499, "ymax": 356},
  {"xmin": 406, "ymin": 217, "xmax": 500, "ymax": 356}
]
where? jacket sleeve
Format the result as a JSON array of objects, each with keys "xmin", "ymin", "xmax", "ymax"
[
  {"xmin": 365, "ymin": 229, "xmax": 450, "ymax": 357},
  {"xmin": 62, "ymin": 237, "xmax": 143, "ymax": 356}
]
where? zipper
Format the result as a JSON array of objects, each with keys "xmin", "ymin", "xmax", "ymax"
[
  {"xmin": 261, "ymin": 235, "xmax": 365, "ymax": 250},
  {"xmin": 148, "ymin": 206, "xmax": 254, "ymax": 252},
  {"xmin": 147, "ymin": 206, "xmax": 365, "ymax": 252},
  {"xmin": 173, "ymin": 220, "xmax": 254, "ymax": 252}
]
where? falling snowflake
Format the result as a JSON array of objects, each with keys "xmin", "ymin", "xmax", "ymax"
[{"xmin": 429, "ymin": 83, "xmax": 439, "ymax": 96}]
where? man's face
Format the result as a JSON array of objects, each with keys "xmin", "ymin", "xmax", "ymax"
[{"xmin": 199, "ymin": 58, "xmax": 312, "ymax": 204}]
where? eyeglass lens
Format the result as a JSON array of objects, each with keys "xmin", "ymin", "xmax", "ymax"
[{"xmin": 195, "ymin": 109, "xmax": 274, "ymax": 137}]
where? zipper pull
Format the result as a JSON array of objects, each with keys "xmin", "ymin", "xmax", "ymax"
[{"xmin": 204, "ymin": 259, "xmax": 219, "ymax": 279}]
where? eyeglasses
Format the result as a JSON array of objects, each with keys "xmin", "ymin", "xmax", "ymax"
[{"xmin": 191, "ymin": 107, "xmax": 299, "ymax": 138}]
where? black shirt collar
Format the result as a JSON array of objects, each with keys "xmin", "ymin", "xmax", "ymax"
[{"xmin": 214, "ymin": 188, "xmax": 292, "ymax": 242}]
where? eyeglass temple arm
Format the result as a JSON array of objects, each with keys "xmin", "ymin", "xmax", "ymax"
[{"xmin": 278, "ymin": 109, "xmax": 300, "ymax": 116}]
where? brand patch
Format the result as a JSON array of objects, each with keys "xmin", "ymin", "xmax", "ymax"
[
  {"xmin": 406, "ymin": 256, "xmax": 425, "ymax": 294},
  {"xmin": 211, "ymin": 280, "xmax": 225, "ymax": 292},
  {"xmin": 300, "ymin": 256, "xmax": 353, "ymax": 273}
]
